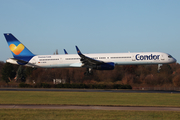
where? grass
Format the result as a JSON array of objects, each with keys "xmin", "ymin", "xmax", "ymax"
[
  {"xmin": 0, "ymin": 91, "xmax": 180, "ymax": 119},
  {"xmin": 0, "ymin": 91, "xmax": 180, "ymax": 107},
  {"xmin": 0, "ymin": 109, "xmax": 180, "ymax": 120}
]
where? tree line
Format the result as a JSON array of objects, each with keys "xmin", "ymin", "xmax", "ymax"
[{"xmin": 0, "ymin": 61, "xmax": 180, "ymax": 87}]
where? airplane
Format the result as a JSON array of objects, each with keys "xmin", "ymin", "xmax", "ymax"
[
  {"xmin": 64, "ymin": 49, "xmax": 68, "ymax": 54},
  {"xmin": 4, "ymin": 33, "xmax": 176, "ymax": 75}
]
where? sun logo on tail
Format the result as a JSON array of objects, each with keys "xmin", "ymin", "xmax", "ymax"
[{"xmin": 9, "ymin": 43, "xmax": 25, "ymax": 55}]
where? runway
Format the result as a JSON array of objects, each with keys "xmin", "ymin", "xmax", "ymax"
[
  {"xmin": 0, "ymin": 105, "xmax": 180, "ymax": 111},
  {"xmin": 0, "ymin": 88, "xmax": 180, "ymax": 93}
]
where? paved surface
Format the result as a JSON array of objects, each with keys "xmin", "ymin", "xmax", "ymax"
[
  {"xmin": 0, "ymin": 105, "xmax": 180, "ymax": 111},
  {"xmin": 0, "ymin": 88, "xmax": 180, "ymax": 93}
]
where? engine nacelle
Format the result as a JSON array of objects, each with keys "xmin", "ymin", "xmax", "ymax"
[{"xmin": 95, "ymin": 62, "xmax": 115, "ymax": 70}]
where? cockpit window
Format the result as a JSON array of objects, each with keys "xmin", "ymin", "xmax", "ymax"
[{"xmin": 168, "ymin": 55, "xmax": 172, "ymax": 58}]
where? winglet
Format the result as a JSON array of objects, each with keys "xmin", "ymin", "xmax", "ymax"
[
  {"xmin": 75, "ymin": 46, "xmax": 82, "ymax": 55},
  {"xmin": 64, "ymin": 49, "xmax": 68, "ymax": 54}
]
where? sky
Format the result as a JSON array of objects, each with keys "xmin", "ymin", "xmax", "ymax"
[{"xmin": 0, "ymin": 0, "xmax": 180, "ymax": 63}]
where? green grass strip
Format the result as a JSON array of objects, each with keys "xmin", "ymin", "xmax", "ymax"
[
  {"xmin": 0, "ymin": 91, "xmax": 180, "ymax": 107},
  {"xmin": 0, "ymin": 109, "xmax": 180, "ymax": 120}
]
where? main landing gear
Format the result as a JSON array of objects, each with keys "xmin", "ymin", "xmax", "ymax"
[
  {"xmin": 157, "ymin": 64, "xmax": 162, "ymax": 73},
  {"xmin": 84, "ymin": 68, "xmax": 93, "ymax": 76}
]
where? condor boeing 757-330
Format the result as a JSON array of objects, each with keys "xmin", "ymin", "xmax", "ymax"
[{"xmin": 4, "ymin": 33, "xmax": 176, "ymax": 75}]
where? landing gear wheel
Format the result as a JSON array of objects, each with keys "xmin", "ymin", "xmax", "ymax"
[{"xmin": 84, "ymin": 68, "xmax": 93, "ymax": 76}]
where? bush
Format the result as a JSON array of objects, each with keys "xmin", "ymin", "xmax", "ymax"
[
  {"xmin": 54, "ymin": 83, "xmax": 132, "ymax": 89},
  {"xmin": 19, "ymin": 83, "xmax": 132, "ymax": 89},
  {"xmin": 41, "ymin": 83, "xmax": 51, "ymax": 88},
  {"xmin": 19, "ymin": 83, "xmax": 32, "ymax": 88}
]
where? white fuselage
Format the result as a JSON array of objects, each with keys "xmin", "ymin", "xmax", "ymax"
[{"xmin": 7, "ymin": 52, "xmax": 175, "ymax": 68}]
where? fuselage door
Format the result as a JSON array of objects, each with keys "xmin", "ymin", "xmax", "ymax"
[
  {"xmin": 31, "ymin": 58, "xmax": 36, "ymax": 64},
  {"xmin": 132, "ymin": 55, "xmax": 136, "ymax": 61},
  {"xmin": 161, "ymin": 54, "xmax": 165, "ymax": 60}
]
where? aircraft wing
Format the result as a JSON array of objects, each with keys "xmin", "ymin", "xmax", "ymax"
[
  {"xmin": 75, "ymin": 46, "xmax": 104, "ymax": 67},
  {"xmin": 64, "ymin": 49, "xmax": 68, "ymax": 54}
]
